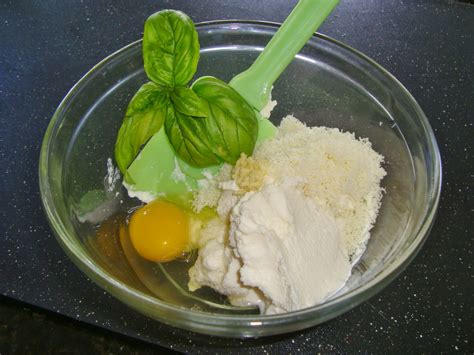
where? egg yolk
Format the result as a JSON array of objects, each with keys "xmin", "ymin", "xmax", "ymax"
[{"xmin": 128, "ymin": 199, "xmax": 189, "ymax": 262}]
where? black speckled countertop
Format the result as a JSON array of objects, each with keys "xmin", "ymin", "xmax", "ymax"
[{"xmin": 1, "ymin": 0, "xmax": 473, "ymax": 353}]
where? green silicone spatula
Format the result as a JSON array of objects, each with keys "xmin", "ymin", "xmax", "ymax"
[{"xmin": 125, "ymin": 0, "xmax": 339, "ymax": 203}]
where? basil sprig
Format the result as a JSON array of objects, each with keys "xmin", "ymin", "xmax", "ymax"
[{"xmin": 115, "ymin": 10, "xmax": 258, "ymax": 172}]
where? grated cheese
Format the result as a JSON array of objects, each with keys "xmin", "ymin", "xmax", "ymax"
[{"xmin": 252, "ymin": 115, "xmax": 386, "ymax": 258}]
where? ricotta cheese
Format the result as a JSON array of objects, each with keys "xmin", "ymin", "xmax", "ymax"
[
  {"xmin": 231, "ymin": 183, "xmax": 351, "ymax": 313},
  {"xmin": 189, "ymin": 182, "xmax": 352, "ymax": 314}
]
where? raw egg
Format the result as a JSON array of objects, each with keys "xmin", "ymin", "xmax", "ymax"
[{"xmin": 128, "ymin": 199, "xmax": 189, "ymax": 262}]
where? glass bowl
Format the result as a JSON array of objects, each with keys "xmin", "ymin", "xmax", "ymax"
[{"xmin": 39, "ymin": 21, "xmax": 441, "ymax": 338}]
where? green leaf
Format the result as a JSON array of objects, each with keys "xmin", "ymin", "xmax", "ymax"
[
  {"xmin": 115, "ymin": 82, "xmax": 170, "ymax": 173},
  {"xmin": 170, "ymin": 86, "xmax": 207, "ymax": 117},
  {"xmin": 164, "ymin": 104, "xmax": 220, "ymax": 167},
  {"xmin": 143, "ymin": 10, "xmax": 200, "ymax": 87},
  {"xmin": 192, "ymin": 76, "xmax": 259, "ymax": 164}
]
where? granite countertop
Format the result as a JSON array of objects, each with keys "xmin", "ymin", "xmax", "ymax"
[{"xmin": 1, "ymin": 0, "xmax": 473, "ymax": 353}]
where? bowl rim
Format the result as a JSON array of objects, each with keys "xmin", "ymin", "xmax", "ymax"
[{"xmin": 39, "ymin": 20, "xmax": 442, "ymax": 336}]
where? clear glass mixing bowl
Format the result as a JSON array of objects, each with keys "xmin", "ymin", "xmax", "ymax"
[{"xmin": 39, "ymin": 21, "xmax": 441, "ymax": 337}]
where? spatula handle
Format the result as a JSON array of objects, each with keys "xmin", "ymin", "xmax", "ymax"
[{"xmin": 230, "ymin": 0, "xmax": 339, "ymax": 110}]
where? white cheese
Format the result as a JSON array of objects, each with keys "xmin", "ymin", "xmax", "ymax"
[
  {"xmin": 189, "ymin": 182, "xmax": 352, "ymax": 314},
  {"xmin": 230, "ymin": 183, "xmax": 351, "ymax": 314},
  {"xmin": 192, "ymin": 164, "xmax": 232, "ymax": 212},
  {"xmin": 189, "ymin": 115, "xmax": 386, "ymax": 314},
  {"xmin": 122, "ymin": 181, "xmax": 161, "ymax": 203},
  {"xmin": 188, "ymin": 218, "xmax": 266, "ymax": 309},
  {"xmin": 105, "ymin": 158, "xmax": 121, "ymax": 192},
  {"xmin": 253, "ymin": 116, "xmax": 386, "ymax": 259},
  {"xmin": 171, "ymin": 157, "xmax": 186, "ymax": 182},
  {"xmin": 260, "ymin": 95, "xmax": 277, "ymax": 118}
]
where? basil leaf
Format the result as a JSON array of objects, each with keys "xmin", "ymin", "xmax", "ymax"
[
  {"xmin": 143, "ymin": 10, "xmax": 200, "ymax": 87},
  {"xmin": 170, "ymin": 86, "xmax": 207, "ymax": 117},
  {"xmin": 192, "ymin": 76, "xmax": 258, "ymax": 164},
  {"xmin": 115, "ymin": 82, "xmax": 170, "ymax": 173},
  {"xmin": 164, "ymin": 105, "xmax": 220, "ymax": 167}
]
